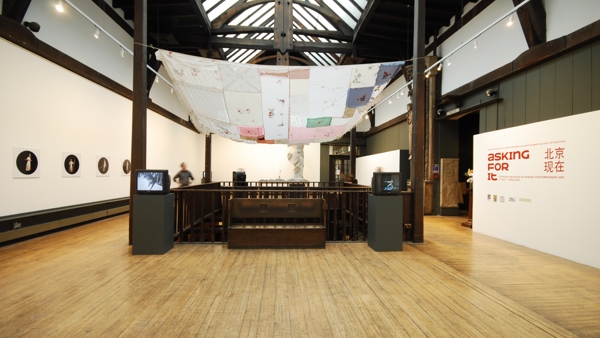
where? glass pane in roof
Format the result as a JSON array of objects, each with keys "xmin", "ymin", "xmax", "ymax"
[
  {"xmin": 232, "ymin": 3, "xmax": 274, "ymax": 26},
  {"xmin": 294, "ymin": 7, "xmax": 319, "ymax": 30},
  {"xmin": 203, "ymin": 0, "xmax": 221, "ymax": 12},
  {"xmin": 323, "ymin": 0, "xmax": 360, "ymax": 28},
  {"xmin": 207, "ymin": 0, "xmax": 238, "ymax": 21},
  {"xmin": 352, "ymin": 0, "xmax": 367, "ymax": 8},
  {"xmin": 336, "ymin": 0, "xmax": 363, "ymax": 20}
]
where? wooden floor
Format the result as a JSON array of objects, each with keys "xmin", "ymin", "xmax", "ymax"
[{"xmin": 0, "ymin": 215, "xmax": 598, "ymax": 337}]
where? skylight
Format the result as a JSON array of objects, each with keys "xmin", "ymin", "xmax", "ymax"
[{"xmin": 203, "ymin": 0, "xmax": 366, "ymax": 65}]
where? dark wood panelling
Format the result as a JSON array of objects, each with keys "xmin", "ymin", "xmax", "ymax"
[
  {"xmin": 525, "ymin": 69, "xmax": 540, "ymax": 124},
  {"xmin": 366, "ymin": 125, "xmax": 400, "ymax": 155},
  {"xmin": 320, "ymin": 145, "xmax": 329, "ymax": 182},
  {"xmin": 485, "ymin": 104, "xmax": 498, "ymax": 132},
  {"xmin": 479, "ymin": 106, "xmax": 487, "ymax": 133},
  {"xmin": 572, "ymin": 47, "xmax": 592, "ymax": 115},
  {"xmin": 512, "ymin": 72, "xmax": 527, "ymax": 127},
  {"xmin": 539, "ymin": 61, "xmax": 556, "ymax": 121},
  {"xmin": 593, "ymin": 41, "xmax": 600, "ymax": 111},
  {"xmin": 499, "ymin": 81, "xmax": 514, "ymax": 128},
  {"xmin": 555, "ymin": 54, "xmax": 573, "ymax": 117}
]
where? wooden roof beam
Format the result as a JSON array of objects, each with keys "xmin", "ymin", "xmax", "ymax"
[{"xmin": 513, "ymin": 0, "xmax": 546, "ymax": 47}]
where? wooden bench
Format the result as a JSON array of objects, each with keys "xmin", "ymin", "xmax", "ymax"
[{"xmin": 227, "ymin": 198, "xmax": 326, "ymax": 249}]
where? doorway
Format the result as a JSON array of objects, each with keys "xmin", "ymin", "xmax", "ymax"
[{"xmin": 329, "ymin": 156, "xmax": 351, "ymax": 182}]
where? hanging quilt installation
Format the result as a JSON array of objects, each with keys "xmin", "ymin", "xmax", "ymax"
[{"xmin": 156, "ymin": 50, "xmax": 403, "ymax": 145}]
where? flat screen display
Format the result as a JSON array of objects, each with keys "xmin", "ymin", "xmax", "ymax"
[
  {"xmin": 136, "ymin": 169, "xmax": 169, "ymax": 194},
  {"xmin": 372, "ymin": 172, "xmax": 402, "ymax": 195}
]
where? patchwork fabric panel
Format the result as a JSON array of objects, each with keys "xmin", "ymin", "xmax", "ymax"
[
  {"xmin": 346, "ymin": 87, "xmax": 375, "ymax": 108},
  {"xmin": 223, "ymin": 91, "xmax": 263, "ymax": 126},
  {"xmin": 155, "ymin": 50, "xmax": 404, "ymax": 145}
]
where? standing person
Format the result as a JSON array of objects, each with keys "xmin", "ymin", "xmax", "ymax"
[{"xmin": 174, "ymin": 162, "xmax": 194, "ymax": 187}]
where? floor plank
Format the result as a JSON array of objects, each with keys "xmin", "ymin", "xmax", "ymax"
[{"xmin": 0, "ymin": 214, "xmax": 597, "ymax": 337}]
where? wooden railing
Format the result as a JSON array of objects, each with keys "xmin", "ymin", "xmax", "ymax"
[{"xmin": 172, "ymin": 181, "xmax": 371, "ymax": 243}]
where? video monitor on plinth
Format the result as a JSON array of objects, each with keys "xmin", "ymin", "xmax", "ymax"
[
  {"xmin": 372, "ymin": 172, "xmax": 401, "ymax": 196},
  {"xmin": 136, "ymin": 169, "xmax": 170, "ymax": 195}
]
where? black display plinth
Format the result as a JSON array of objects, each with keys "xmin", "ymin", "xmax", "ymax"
[
  {"xmin": 132, "ymin": 194, "xmax": 174, "ymax": 255},
  {"xmin": 368, "ymin": 194, "xmax": 403, "ymax": 251}
]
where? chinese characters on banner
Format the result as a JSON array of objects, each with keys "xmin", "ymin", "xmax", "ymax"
[{"xmin": 544, "ymin": 147, "xmax": 565, "ymax": 173}]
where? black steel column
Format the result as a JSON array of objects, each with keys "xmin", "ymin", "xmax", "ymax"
[
  {"xmin": 350, "ymin": 128, "xmax": 357, "ymax": 177},
  {"xmin": 411, "ymin": 0, "xmax": 425, "ymax": 243},
  {"xmin": 204, "ymin": 134, "xmax": 212, "ymax": 183},
  {"xmin": 129, "ymin": 0, "xmax": 148, "ymax": 244}
]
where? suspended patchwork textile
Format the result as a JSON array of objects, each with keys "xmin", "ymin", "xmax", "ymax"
[{"xmin": 156, "ymin": 50, "xmax": 403, "ymax": 145}]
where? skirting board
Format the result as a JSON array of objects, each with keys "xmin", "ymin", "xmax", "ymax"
[{"xmin": 0, "ymin": 206, "xmax": 128, "ymax": 243}]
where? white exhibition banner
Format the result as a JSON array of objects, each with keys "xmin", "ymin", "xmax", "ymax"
[{"xmin": 473, "ymin": 110, "xmax": 600, "ymax": 269}]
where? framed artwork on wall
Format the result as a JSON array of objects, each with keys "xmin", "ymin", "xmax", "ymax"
[
  {"xmin": 13, "ymin": 147, "xmax": 40, "ymax": 178},
  {"xmin": 97, "ymin": 156, "xmax": 110, "ymax": 177},
  {"xmin": 62, "ymin": 152, "xmax": 81, "ymax": 177},
  {"xmin": 122, "ymin": 159, "xmax": 131, "ymax": 176}
]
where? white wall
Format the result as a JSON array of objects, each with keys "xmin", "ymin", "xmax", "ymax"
[
  {"xmin": 210, "ymin": 136, "xmax": 320, "ymax": 182},
  {"xmin": 544, "ymin": 0, "xmax": 600, "ymax": 41},
  {"xmin": 473, "ymin": 110, "xmax": 600, "ymax": 269},
  {"xmin": 374, "ymin": 76, "xmax": 411, "ymax": 127},
  {"xmin": 23, "ymin": 0, "xmax": 189, "ymax": 120},
  {"xmin": 355, "ymin": 150, "xmax": 400, "ymax": 187},
  {"xmin": 147, "ymin": 113, "xmax": 205, "ymax": 190},
  {"xmin": 0, "ymin": 38, "xmax": 204, "ymax": 217},
  {"xmin": 438, "ymin": 0, "xmax": 529, "ymax": 94}
]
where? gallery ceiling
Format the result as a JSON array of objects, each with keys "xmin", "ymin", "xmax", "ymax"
[{"xmin": 107, "ymin": 0, "xmax": 480, "ymax": 66}]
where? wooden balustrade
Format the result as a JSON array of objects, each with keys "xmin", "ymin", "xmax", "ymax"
[{"xmin": 171, "ymin": 182, "xmax": 372, "ymax": 243}]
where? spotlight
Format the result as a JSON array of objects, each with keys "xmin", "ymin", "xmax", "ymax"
[
  {"xmin": 485, "ymin": 89, "xmax": 497, "ymax": 97},
  {"xmin": 120, "ymin": 47, "xmax": 125, "ymax": 57},
  {"xmin": 400, "ymin": 90, "xmax": 404, "ymax": 96},
  {"xmin": 155, "ymin": 77, "xmax": 159, "ymax": 83},
  {"xmin": 446, "ymin": 58, "xmax": 451, "ymax": 66},
  {"xmin": 94, "ymin": 27, "xmax": 100, "ymax": 39},
  {"xmin": 507, "ymin": 14, "xmax": 514, "ymax": 27},
  {"xmin": 170, "ymin": 87, "xmax": 174, "ymax": 94},
  {"xmin": 474, "ymin": 39, "xmax": 478, "ymax": 49},
  {"xmin": 55, "ymin": 0, "xmax": 64, "ymax": 12},
  {"xmin": 23, "ymin": 21, "xmax": 41, "ymax": 33},
  {"xmin": 437, "ymin": 63, "xmax": 442, "ymax": 71},
  {"xmin": 388, "ymin": 99, "xmax": 392, "ymax": 104},
  {"xmin": 364, "ymin": 114, "xmax": 369, "ymax": 120},
  {"xmin": 425, "ymin": 71, "xmax": 431, "ymax": 78}
]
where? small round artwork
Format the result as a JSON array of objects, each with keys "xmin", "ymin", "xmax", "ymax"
[
  {"xmin": 64, "ymin": 154, "xmax": 80, "ymax": 175},
  {"xmin": 16, "ymin": 151, "xmax": 38, "ymax": 175},
  {"xmin": 98, "ymin": 157, "xmax": 109, "ymax": 174},
  {"xmin": 122, "ymin": 159, "xmax": 131, "ymax": 174}
]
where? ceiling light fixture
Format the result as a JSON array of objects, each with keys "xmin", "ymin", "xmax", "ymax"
[
  {"xmin": 474, "ymin": 39, "xmax": 478, "ymax": 49},
  {"xmin": 55, "ymin": 0, "xmax": 64, "ymax": 12},
  {"xmin": 94, "ymin": 27, "xmax": 100, "ymax": 39},
  {"xmin": 425, "ymin": 71, "xmax": 431, "ymax": 78},
  {"xmin": 437, "ymin": 63, "xmax": 442, "ymax": 71},
  {"xmin": 170, "ymin": 87, "xmax": 174, "ymax": 94},
  {"xmin": 120, "ymin": 47, "xmax": 125, "ymax": 57},
  {"xmin": 447, "ymin": 58, "xmax": 452, "ymax": 66},
  {"xmin": 388, "ymin": 99, "xmax": 392, "ymax": 104},
  {"xmin": 155, "ymin": 77, "xmax": 159, "ymax": 83},
  {"xmin": 401, "ymin": 90, "xmax": 404, "ymax": 96}
]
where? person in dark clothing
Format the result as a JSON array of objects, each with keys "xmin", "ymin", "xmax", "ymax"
[{"xmin": 173, "ymin": 162, "xmax": 194, "ymax": 187}]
